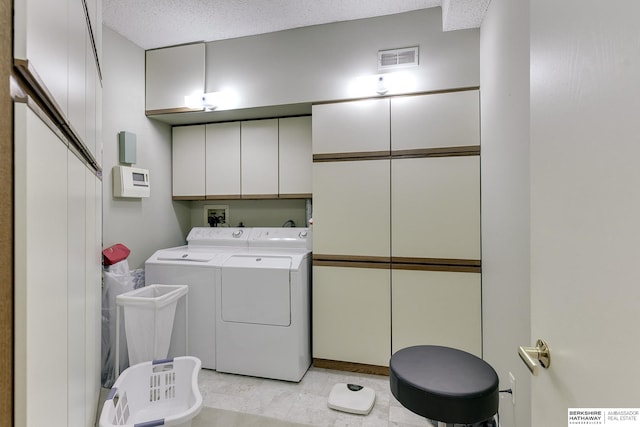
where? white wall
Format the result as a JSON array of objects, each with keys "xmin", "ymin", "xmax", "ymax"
[
  {"xmin": 188, "ymin": 199, "xmax": 307, "ymax": 228},
  {"xmin": 480, "ymin": 0, "xmax": 531, "ymax": 426},
  {"xmin": 103, "ymin": 27, "xmax": 191, "ymax": 268},
  {"xmin": 206, "ymin": 9, "xmax": 480, "ymax": 109}
]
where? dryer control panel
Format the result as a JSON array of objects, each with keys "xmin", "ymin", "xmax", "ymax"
[
  {"xmin": 187, "ymin": 227, "xmax": 250, "ymax": 247},
  {"xmin": 248, "ymin": 228, "xmax": 311, "ymax": 249}
]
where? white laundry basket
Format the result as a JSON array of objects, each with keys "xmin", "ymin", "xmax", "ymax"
[
  {"xmin": 99, "ymin": 356, "xmax": 203, "ymax": 427},
  {"xmin": 116, "ymin": 284, "xmax": 188, "ymax": 370}
]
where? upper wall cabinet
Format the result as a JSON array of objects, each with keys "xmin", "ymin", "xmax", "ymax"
[
  {"xmin": 146, "ymin": 43, "xmax": 205, "ymax": 113},
  {"xmin": 241, "ymin": 119, "xmax": 279, "ymax": 198},
  {"xmin": 312, "ymin": 99, "xmax": 390, "ymax": 155},
  {"xmin": 279, "ymin": 117, "xmax": 312, "ymax": 197},
  {"xmin": 173, "ymin": 125, "xmax": 206, "ymax": 198},
  {"xmin": 173, "ymin": 117, "xmax": 312, "ymax": 200},
  {"xmin": 391, "ymin": 90, "xmax": 480, "ymax": 150},
  {"xmin": 206, "ymin": 122, "xmax": 241, "ymax": 198}
]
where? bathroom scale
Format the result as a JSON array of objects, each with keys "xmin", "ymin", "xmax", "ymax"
[{"xmin": 327, "ymin": 383, "xmax": 376, "ymax": 415}]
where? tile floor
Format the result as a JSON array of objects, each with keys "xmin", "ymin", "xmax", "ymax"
[{"xmin": 197, "ymin": 365, "xmax": 433, "ymax": 427}]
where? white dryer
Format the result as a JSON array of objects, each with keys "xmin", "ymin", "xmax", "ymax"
[
  {"xmin": 144, "ymin": 227, "xmax": 249, "ymax": 369},
  {"xmin": 215, "ymin": 227, "xmax": 312, "ymax": 382}
]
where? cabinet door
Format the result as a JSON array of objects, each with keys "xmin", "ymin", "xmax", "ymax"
[
  {"xmin": 279, "ymin": 116, "xmax": 312, "ymax": 197},
  {"xmin": 206, "ymin": 122, "xmax": 241, "ymax": 198},
  {"xmin": 312, "ymin": 98, "xmax": 390, "ymax": 154},
  {"xmin": 15, "ymin": 0, "xmax": 69, "ymax": 115},
  {"xmin": 313, "ymin": 266, "xmax": 391, "ymax": 366},
  {"xmin": 172, "ymin": 125, "xmax": 206, "ymax": 198},
  {"xmin": 312, "ymin": 160, "xmax": 390, "ymax": 257},
  {"xmin": 391, "ymin": 270, "xmax": 481, "ymax": 357},
  {"xmin": 14, "ymin": 104, "xmax": 69, "ymax": 427},
  {"xmin": 392, "ymin": 156, "xmax": 480, "ymax": 260},
  {"xmin": 145, "ymin": 43, "xmax": 205, "ymax": 112},
  {"xmin": 67, "ymin": 152, "xmax": 86, "ymax": 427},
  {"xmin": 85, "ymin": 171, "xmax": 102, "ymax": 427},
  {"xmin": 241, "ymin": 119, "xmax": 279, "ymax": 197},
  {"xmin": 391, "ymin": 90, "xmax": 480, "ymax": 150}
]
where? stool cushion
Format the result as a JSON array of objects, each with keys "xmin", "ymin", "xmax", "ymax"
[{"xmin": 390, "ymin": 345, "xmax": 499, "ymax": 424}]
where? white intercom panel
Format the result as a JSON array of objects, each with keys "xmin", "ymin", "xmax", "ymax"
[{"xmin": 113, "ymin": 165, "xmax": 150, "ymax": 198}]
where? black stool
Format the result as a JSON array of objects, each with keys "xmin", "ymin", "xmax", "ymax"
[{"xmin": 390, "ymin": 345, "xmax": 499, "ymax": 426}]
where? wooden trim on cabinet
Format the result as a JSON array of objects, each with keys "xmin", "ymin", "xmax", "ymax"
[
  {"xmin": 312, "ymin": 86, "xmax": 480, "ymax": 107},
  {"xmin": 278, "ymin": 193, "xmax": 312, "ymax": 199},
  {"xmin": 13, "ymin": 59, "xmax": 101, "ymax": 175},
  {"xmin": 206, "ymin": 194, "xmax": 241, "ymax": 200},
  {"xmin": 241, "ymin": 194, "xmax": 280, "ymax": 200},
  {"xmin": 391, "ymin": 145, "xmax": 480, "ymax": 159},
  {"xmin": 391, "ymin": 256, "xmax": 481, "ymax": 267},
  {"xmin": 313, "ymin": 359, "xmax": 389, "ymax": 376},
  {"xmin": 172, "ymin": 195, "xmax": 206, "ymax": 201},
  {"xmin": 313, "ymin": 254, "xmax": 391, "ymax": 269},
  {"xmin": 0, "ymin": 0, "xmax": 13, "ymax": 420},
  {"xmin": 392, "ymin": 263, "xmax": 481, "ymax": 273},
  {"xmin": 313, "ymin": 146, "xmax": 480, "ymax": 163},
  {"xmin": 313, "ymin": 151, "xmax": 390, "ymax": 162},
  {"xmin": 146, "ymin": 107, "xmax": 204, "ymax": 115},
  {"xmin": 313, "ymin": 255, "xmax": 481, "ymax": 273}
]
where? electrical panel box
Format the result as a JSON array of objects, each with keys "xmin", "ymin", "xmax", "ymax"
[
  {"xmin": 118, "ymin": 131, "xmax": 137, "ymax": 164},
  {"xmin": 113, "ymin": 165, "xmax": 150, "ymax": 198}
]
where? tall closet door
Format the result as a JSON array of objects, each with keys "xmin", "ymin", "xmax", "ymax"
[
  {"xmin": 67, "ymin": 152, "xmax": 86, "ymax": 427},
  {"xmin": 85, "ymin": 171, "xmax": 102, "ymax": 426},
  {"xmin": 312, "ymin": 160, "xmax": 390, "ymax": 257},
  {"xmin": 205, "ymin": 122, "xmax": 240, "ymax": 198},
  {"xmin": 14, "ymin": 105, "xmax": 69, "ymax": 426},
  {"xmin": 313, "ymin": 266, "xmax": 391, "ymax": 366},
  {"xmin": 391, "ymin": 270, "xmax": 481, "ymax": 356},
  {"xmin": 391, "ymin": 156, "xmax": 480, "ymax": 260}
]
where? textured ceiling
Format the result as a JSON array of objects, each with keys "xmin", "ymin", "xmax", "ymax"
[{"xmin": 103, "ymin": 0, "xmax": 490, "ymax": 50}]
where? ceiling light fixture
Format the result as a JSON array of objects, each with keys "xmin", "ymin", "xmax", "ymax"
[{"xmin": 184, "ymin": 92, "xmax": 222, "ymax": 111}]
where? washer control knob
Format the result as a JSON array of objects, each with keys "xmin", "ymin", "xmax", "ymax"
[
  {"xmin": 299, "ymin": 231, "xmax": 308, "ymax": 238},
  {"xmin": 232, "ymin": 229, "xmax": 243, "ymax": 238}
]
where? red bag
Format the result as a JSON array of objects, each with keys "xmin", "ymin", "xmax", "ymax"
[{"xmin": 102, "ymin": 243, "xmax": 131, "ymax": 266}]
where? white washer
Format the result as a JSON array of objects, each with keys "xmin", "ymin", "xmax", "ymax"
[
  {"xmin": 215, "ymin": 227, "xmax": 312, "ymax": 382},
  {"xmin": 144, "ymin": 227, "xmax": 249, "ymax": 369}
]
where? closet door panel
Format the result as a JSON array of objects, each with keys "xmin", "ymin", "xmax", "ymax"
[
  {"xmin": 85, "ymin": 171, "xmax": 102, "ymax": 426},
  {"xmin": 312, "ymin": 99, "xmax": 390, "ymax": 154},
  {"xmin": 391, "ymin": 90, "xmax": 479, "ymax": 151},
  {"xmin": 67, "ymin": 152, "xmax": 87, "ymax": 427},
  {"xmin": 312, "ymin": 160, "xmax": 390, "ymax": 257},
  {"xmin": 14, "ymin": 105, "xmax": 69, "ymax": 426},
  {"xmin": 313, "ymin": 266, "xmax": 391, "ymax": 366},
  {"xmin": 146, "ymin": 43, "xmax": 205, "ymax": 111},
  {"xmin": 15, "ymin": 0, "xmax": 70, "ymax": 115},
  {"xmin": 391, "ymin": 270, "xmax": 481, "ymax": 357},
  {"xmin": 392, "ymin": 156, "xmax": 480, "ymax": 260}
]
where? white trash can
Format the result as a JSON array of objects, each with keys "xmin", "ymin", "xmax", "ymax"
[{"xmin": 116, "ymin": 284, "xmax": 188, "ymax": 372}]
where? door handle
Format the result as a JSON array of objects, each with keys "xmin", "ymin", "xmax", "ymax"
[{"xmin": 518, "ymin": 339, "xmax": 551, "ymax": 376}]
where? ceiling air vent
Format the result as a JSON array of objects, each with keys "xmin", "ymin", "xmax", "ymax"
[{"xmin": 378, "ymin": 46, "xmax": 419, "ymax": 71}]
